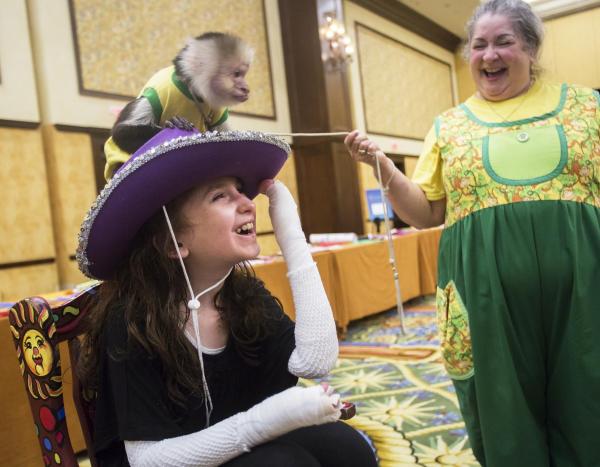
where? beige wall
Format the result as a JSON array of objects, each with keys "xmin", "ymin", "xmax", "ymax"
[
  {"xmin": 0, "ymin": 127, "xmax": 59, "ymax": 301},
  {"xmin": 42, "ymin": 126, "xmax": 98, "ymax": 289},
  {"xmin": 455, "ymin": 48, "xmax": 477, "ymax": 103},
  {"xmin": 540, "ymin": 7, "xmax": 600, "ymax": 88},
  {"xmin": 344, "ymin": 0, "xmax": 458, "ymax": 233},
  {"xmin": 0, "ymin": 124, "xmax": 97, "ymax": 297},
  {"xmin": 0, "ymin": 1, "xmax": 39, "ymax": 122}
]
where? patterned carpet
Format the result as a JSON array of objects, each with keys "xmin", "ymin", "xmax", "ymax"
[{"xmin": 300, "ymin": 296, "xmax": 481, "ymax": 467}]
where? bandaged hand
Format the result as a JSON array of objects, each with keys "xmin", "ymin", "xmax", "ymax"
[
  {"xmin": 237, "ymin": 385, "xmax": 341, "ymax": 449},
  {"xmin": 261, "ymin": 180, "xmax": 312, "ymax": 274},
  {"xmin": 124, "ymin": 384, "xmax": 341, "ymax": 467},
  {"xmin": 259, "ymin": 179, "xmax": 338, "ymax": 377}
]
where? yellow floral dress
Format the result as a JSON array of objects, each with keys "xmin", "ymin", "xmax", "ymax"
[{"xmin": 412, "ymin": 81, "xmax": 600, "ymax": 466}]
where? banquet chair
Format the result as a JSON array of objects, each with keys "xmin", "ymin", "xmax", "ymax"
[{"xmin": 7, "ymin": 282, "xmax": 101, "ymax": 467}]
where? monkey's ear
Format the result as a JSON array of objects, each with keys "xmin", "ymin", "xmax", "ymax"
[{"xmin": 239, "ymin": 42, "xmax": 255, "ymax": 65}]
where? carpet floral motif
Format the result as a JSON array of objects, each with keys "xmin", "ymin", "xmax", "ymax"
[{"xmin": 301, "ymin": 297, "xmax": 480, "ymax": 466}]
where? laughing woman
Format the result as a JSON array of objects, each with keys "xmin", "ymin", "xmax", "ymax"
[
  {"xmin": 77, "ymin": 128, "xmax": 376, "ymax": 467},
  {"xmin": 345, "ymin": 0, "xmax": 600, "ymax": 465}
]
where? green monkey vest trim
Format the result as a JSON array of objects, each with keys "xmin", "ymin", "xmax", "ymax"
[{"xmin": 171, "ymin": 71, "xmax": 194, "ymax": 101}]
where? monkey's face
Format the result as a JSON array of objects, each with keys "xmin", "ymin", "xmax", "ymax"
[{"xmin": 212, "ymin": 61, "xmax": 250, "ymax": 106}]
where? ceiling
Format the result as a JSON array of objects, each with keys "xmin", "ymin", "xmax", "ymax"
[
  {"xmin": 396, "ymin": 0, "xmax": 600, "ymax": 39},
  {"xmin": 396, "ymin": 0, "xmax": 480, "ymax": 38}
]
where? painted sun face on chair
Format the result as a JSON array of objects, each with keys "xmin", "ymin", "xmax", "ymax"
[
  {"xmin": 23, "ymin": 329, "xmax": 54, "ymax": 376},
  {"xmin": 9, "ymin": 300, "xmax": 62, "ymax": 399}
]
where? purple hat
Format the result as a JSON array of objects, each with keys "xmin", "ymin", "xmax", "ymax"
[{"xmin": 77, "ymin": 129, "xmax": 290, "ymax": 280}]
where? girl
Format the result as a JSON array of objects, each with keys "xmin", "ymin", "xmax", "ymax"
[{"xmin": 77, "ymin": 128, "xmax": 376, "ymax": 467}]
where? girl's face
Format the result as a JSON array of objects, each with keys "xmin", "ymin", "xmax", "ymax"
[
  {"xmin": 176, "ymin": 177, "xmax": 259, "ymax": 269},
  {"xmin": 469, "ymin": 13, "xmax": 533, "ymax": 101}
]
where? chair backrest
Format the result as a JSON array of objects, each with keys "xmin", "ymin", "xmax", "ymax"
[{"xmin": 7, "ymin": 283, "xmax": 101, "ymax": 467}]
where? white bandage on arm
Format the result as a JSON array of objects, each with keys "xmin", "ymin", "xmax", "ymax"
[
  {"xmin": 124, "ymin": 386, "xmax": 340, "ymax": 467},
  {"xmin": 125, "ymin": 415, "xmax": 244, "ymax": 467},
  {"xmin": 265, "ymin": 181, "xmax": 339, "ymax": 378},
  {"xmin": 287, "ymin": 264, "xmax": 338, "ymax": 377}
]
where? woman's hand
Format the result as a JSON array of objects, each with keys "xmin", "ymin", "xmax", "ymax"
[
  {"xmin": 345, "ymin": 130, "xmax": 396, "ymax": 187},
  {"xmin": 345, "ymin": 130, "xmax": 446, "ymax": 228},
  {"xmin": 344, "ymin": 130, "xmax": 386, "ymax": 168}
]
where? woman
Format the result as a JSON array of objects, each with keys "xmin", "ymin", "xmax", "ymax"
[
  {"xmin": 77, "ymin": 128, "xmax": 376, "ymax": 466},
  {"xmin": 345, "ymin": 0, "xmax": 599, "ymax": 465}
]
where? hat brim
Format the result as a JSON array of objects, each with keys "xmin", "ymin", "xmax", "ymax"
[{"xmin": 77, "ymin": 129, "xmax": 289, "ymax": 280}]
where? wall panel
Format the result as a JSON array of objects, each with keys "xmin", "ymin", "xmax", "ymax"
[
  {"xmin": 0, "ymin": 1, "xmax": 39, "ymax": 122},
  {"xmin": 356, "ymin": 24, "xmax": 454, "ymax": 140},
  {"xmin": 42, "ymin": 126, "xmax": 97, "ymax": 288},
  {"xmin": 540, "ymin": 7, "xmax": 600, "ymax": 88},
  {"xmin": 0, "ymin": 264, "xmax": 58, "ymax": 302},
  {"xmin": 0, "ymin": 128, "xmax": 55, "ymax": 264},
  {"xmin": 454, "ymin": 48, "xmax": 476, "ymax": 103}
]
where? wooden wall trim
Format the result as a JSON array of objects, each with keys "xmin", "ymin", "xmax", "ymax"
[
  {"xmin": 538, "ymin": 3, "xmax": 600, "ymax": 20},
  {"xmin": 350, "ymin": 0, "xmax": 461, "ymax": 51},
  {"xmin": 0, "ymin": 119, "xmax": 40, "ymax": 129},
  {"xmin": 0, "ymin": 258, "xmax": 55, "ymax": 270},
  {"xmin": 278, "ymin": 0, "xmax": 329, "ymax": 132},
  {"xmin": 54, "ymin": 123, "xmax": 110, "ymax": 135}
]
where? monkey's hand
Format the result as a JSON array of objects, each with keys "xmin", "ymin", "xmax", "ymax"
[{"xmin": 164, "ymin": 116, "xmax": 196, "ymax": 132}]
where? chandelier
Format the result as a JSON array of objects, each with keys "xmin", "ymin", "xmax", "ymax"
[{"xmin": 319, "ymin": 12, "xmax": 354, "ymax": 69}]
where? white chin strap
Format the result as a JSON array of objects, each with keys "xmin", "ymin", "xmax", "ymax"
[{"xmin": 162, "ymin": 206, "xmax": 233, "ymax": 427}]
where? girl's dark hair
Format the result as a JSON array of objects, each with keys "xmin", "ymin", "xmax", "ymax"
[
  {"xmin": 463, "ymin": 0, "xmax": 544, "ymax": 77},
  {"xmin": 77, "ymin": 190, "xmax": 280, "ymax": 406}
]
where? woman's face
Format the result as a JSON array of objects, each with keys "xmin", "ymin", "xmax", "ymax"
[
  {"xmin": 469, "ymin": 13, "xmax": 533, "ymax": 101},
  {"xmin": 176, "ymin": 177, "xmax": 259, "ymax": 269}
]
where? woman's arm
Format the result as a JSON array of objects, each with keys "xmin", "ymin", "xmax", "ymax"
[
  {"xmin": 345, "ymin": 130, "xmax": 445, "ymax": 229},
  {"xmin": 261, "ymin": 180, "xmax": 339, "ymax": 378},
  {"xmin": 125, "ymin": 385, "xmax": 341, "ymax": 467}
]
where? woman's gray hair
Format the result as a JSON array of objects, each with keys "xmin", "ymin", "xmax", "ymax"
[{"xmin": 463, "ymin": 0, "xmax": 544, "ymax": 74}]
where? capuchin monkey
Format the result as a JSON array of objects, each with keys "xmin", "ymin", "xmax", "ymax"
[{"xmin": 104, "ymin": 32, "xmax": 254, "ymax": 180}]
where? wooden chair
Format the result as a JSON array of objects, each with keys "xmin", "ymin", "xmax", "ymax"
[{"xmin": 7, "ymin": 283, "xmax": 101, "ymax": 467}]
